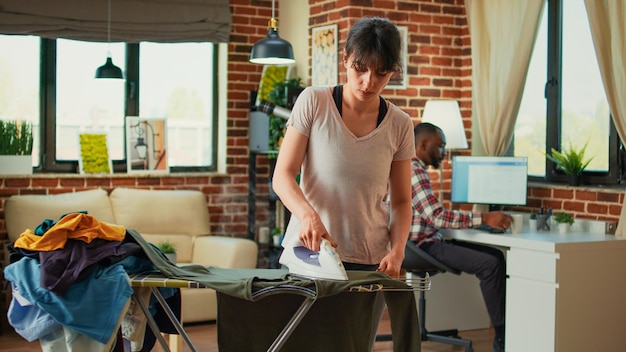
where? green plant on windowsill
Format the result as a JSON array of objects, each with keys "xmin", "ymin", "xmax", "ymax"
[
  {"xmin": 553, "ymin": 211, "xmax": 574, "ymax": 225},
  {"xmin": 545, "ymin": 141, "xmax": 593, "ymax": 186},
  {"xmin": 545, "ymin": 141, "xmax": 592, "ymax": 176},
  {"xmin": 0, "ymin": 120, "xmax": 33, "ymax": 156}
]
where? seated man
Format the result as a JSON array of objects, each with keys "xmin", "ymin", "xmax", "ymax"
[{"xmin": 410, "ymin": 122, "xmax": 513, "ymax": 352}]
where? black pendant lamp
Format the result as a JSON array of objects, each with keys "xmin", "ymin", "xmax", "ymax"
[
  {"xmin": 95, "ymin": 57, "xmax": 123, "ymax": 79},
  {"xmin": 95, "ymin": 0, "xmax": 124, "ymax": 79},
  {"xmin": 249, "ymin": 0, "xmax": 295, "ymax": 65}
]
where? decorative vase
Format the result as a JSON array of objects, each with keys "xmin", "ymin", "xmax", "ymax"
[
  {"xmin": 165, "ymin": 253, "xmax": 177, "ymax": 264},
  {"xmin": 558, "ymin": 223, "xmax": 570, "ymax": 234},
  {"xmin": 567, "ymin": 174, "xmax": 581, "ymax": 186},
  {"xmin": 0, "ymin": 155, "xmax": 33, "ymax": 175}
]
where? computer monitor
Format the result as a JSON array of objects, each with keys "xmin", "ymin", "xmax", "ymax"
[{"xmin": 451, "ymin": 156, "xmax": 528, "ymax": 207}]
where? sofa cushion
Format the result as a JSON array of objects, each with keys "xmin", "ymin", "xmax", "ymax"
[
  {"xmin": 109, "ymin": 188, "xmax": 212, "ymax": 262},
  {"xmin": 109, "ymin": 188, "xmax": 211, "ymax": 235},
  {"xmin": 5, "ymin": 189, "xmax": 116, "ymax": 242}
]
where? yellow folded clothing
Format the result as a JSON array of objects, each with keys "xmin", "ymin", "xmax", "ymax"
[{"xmin": 14, "ymin": 213, "xmax": 125, "ymax": 251}]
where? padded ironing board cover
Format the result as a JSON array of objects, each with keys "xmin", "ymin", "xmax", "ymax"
[{"xmin": 127, "ymin": 229, "xmax": 420, "ymax": 351}]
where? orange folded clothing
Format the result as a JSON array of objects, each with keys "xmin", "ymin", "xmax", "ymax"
[{"xmin": 13, "ymin": 213, "xmax": 125, "ymax": 251}]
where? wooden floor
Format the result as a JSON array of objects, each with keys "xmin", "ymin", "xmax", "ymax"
[{"xmin": 0, "ymin": 315, "xmax": 495, "ymax": 352}]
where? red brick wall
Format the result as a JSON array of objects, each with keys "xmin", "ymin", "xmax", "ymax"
[
  {"xmin": 307, "ymin": 0, "xmax": 625, "ymax": 222},
  {"xmin": 309, "ymin": 0, "xmax": 471, "ymax": 121},
  {"xmin": 0, "ymin": 0, "xmax": 623, "ymax": 255},
  {"xmin": 524, "ymin": 184, "xmax": 624, "ymax": 222},
  {"xmin": 0, "ymin": 175, "xmax": 258, "ymax": 237},
  {"xmin": 308, "ymin": 0, "xmax": 475, "ymax": 204},
  {"xmin": 442, "ymin": 180, "xmax": 625, "ymax": 222}
]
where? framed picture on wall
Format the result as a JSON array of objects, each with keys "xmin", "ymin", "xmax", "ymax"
[
  {"xmin": 387, "ymin": 26, "xmax": 408, "ymax": 89},
  {"xmin": 126, "ymin": 117, "xmax": 169, "ymax": 174},
  {"xmin": 78, "ymin": 133, "xmax": 112, "ymax": 174},
  {"xmin": 311, "ymin": 24, "xmax": 338, "ymax": 86}
]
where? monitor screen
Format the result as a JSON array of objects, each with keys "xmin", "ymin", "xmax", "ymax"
[{"xmin": 451, "ymin": 156, "xmax": 528, "ymax": 206}]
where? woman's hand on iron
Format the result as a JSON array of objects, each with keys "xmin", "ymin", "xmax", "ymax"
[{"xmin": 299, "ymin": 213, "xmax": 336, "ymax": 251}]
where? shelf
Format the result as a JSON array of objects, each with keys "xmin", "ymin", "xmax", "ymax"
[{"xmin": 247, "ymin": 150, "xmax": 289, "ymax": 242}]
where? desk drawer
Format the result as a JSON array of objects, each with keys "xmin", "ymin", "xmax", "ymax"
[{"xmin": 507, "ymin": 248, "xmax": 558, "ymax": 283}]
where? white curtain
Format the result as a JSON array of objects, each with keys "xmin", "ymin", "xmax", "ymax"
[
  {"xmin": 0, "ymin": 0, "xmax": 231, "ymax": 43},
  {"xmin": 465, "ymin": 0, "xmax": 545, "ymax": 156},
  {"xmin": 585, "ymin": 1, "xmax": 626, "ymax": 236}
]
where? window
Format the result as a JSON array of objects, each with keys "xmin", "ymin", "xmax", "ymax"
[
  {"xmin": 139, "ymin": 43, "xmax": 218, "ymax": 167},
  {"xmin": 514, "ymin": 0, "xmax": 621, "ymax": 185},
  {"xmin": 0, "ymin": 36, "xmax": 222, "ymax": 173},
  {"xmin": 56, "ymin": 39, "xmax": 126, "ymax": 161},
  {"xmin": 0, "ymin": 36, "xmax": 40, "ymax": 167}
]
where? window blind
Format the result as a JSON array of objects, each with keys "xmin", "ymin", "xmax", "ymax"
[{"xmin": 0, "ymin": 0, "xmax": 231, "ymax": 43}]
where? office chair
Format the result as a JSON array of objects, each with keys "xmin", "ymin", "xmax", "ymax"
[{"xmin": 376, "ymin": 240, "xmax": 473, "ymax": 352}]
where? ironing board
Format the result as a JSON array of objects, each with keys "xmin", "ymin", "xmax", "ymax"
[
  {"xmin": 129, "ymin": 273, "xmax": 201, "ymax": 351},
  {"xmin": 129, "ymin": 268, "xmax": 427, "ymax": 352}
]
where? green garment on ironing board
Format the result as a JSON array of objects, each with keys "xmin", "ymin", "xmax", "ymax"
[{"xmin": 127, "ymin": 228, "xmax": 420, "ymax": 351}]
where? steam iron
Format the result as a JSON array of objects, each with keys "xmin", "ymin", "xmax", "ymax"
[{"xmin": 279, "ymin": 239, "xmax": 349, "ymax": 281}]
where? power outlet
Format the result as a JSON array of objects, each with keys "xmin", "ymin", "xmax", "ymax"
[{"xmin": 605, "ymin": 222, "xmax": 617, "ymax": 235}]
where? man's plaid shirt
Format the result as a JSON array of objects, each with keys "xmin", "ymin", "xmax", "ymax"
[{"xmin": 410, "ymin": 158, "xmax": 482, "ymax": 246}]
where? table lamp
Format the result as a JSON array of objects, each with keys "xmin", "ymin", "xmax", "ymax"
[
  {"xmin": 421, "ymin": 100, "xmax": 468, "ymax": 150},
  {"xmin": 421, "ymin": 100, "xmax": 468, "ymax": 200}
]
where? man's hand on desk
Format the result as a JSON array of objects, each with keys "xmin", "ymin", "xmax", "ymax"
[{"xmin": 481, "ymin": 212, "xmax": 513, "ymax": 231}]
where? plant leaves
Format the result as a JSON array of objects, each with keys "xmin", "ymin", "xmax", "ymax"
[
  {"xmin": 545, "ymin": 141, "xmax": 593, "ymax": 175},
  {"xmin": 0, "ymin": 120, "xmax": 33, "ymax": 155},
  {"xmin": 266, "ymin": 78, "xmax": 304, "ymax": 156}
]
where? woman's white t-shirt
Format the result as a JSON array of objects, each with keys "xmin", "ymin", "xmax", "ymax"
[{"xmin": 281, "ymin": 86, "xmax": 415, "ymax": 265}]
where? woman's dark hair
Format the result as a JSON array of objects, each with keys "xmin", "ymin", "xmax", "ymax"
[{"xmin": 344, "ymin": 17, "xmax": 403, "ymax": 74}]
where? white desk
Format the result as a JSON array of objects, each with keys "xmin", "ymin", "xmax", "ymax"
[{"xmin": 441, "ymin": 226, "xmax": 626, "ymax": 352}]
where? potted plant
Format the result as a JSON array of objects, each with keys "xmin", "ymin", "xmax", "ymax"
[
  {"xmin": 271, "ymin": 227, "xmax": 283, "ymax": 247},
  {"xmin": 0, "ymin": 120, "xmax": 34, "ymax": 175},
  {"xmin": 545, "ymin": 142, "xmax": 593, "ymax": 186},
  {"xmin": 266, "ymin": 77, "xmax": 304, "ymax": 156},
  {"xmin": 157, "ymin": 240, "xmax": 177, "ymax": 263},
  {"xmin": 553, "ymin": 212, "xmax": 574, "ymax": 234}
]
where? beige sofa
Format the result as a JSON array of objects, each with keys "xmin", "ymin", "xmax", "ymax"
[{"xmin": 4, "ymin": 187, "xmax": 258, "ymax": 323}]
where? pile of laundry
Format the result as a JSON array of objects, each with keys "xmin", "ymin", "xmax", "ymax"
[{"xmin": 4, "ymin": 211, "xmax": 178, "ymax": 352}]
